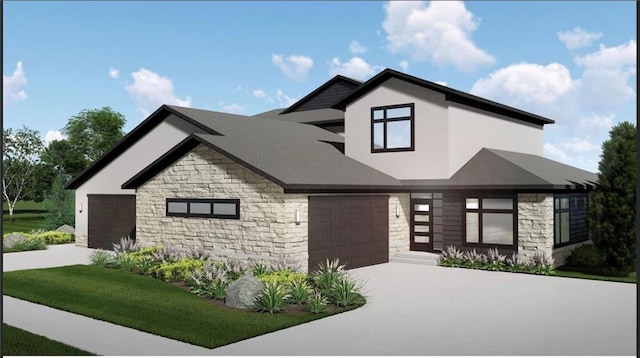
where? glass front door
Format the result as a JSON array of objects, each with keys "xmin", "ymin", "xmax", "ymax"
[{"xmin": 410, "ymin": 199, "xmax": 433, "ymax": 251}]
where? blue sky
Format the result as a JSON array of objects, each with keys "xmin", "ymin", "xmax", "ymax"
[{"xmin": 3, "ymin": 1, "xmax": 636, "ymax": 173}]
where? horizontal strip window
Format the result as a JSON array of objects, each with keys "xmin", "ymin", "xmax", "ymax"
[{"xmin": 166, "ymin": 198, "xmax": 240, "ymax": 219}]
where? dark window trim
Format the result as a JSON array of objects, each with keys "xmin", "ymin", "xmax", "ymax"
[
  {"xmin": 370, "ymin": 103, "xmax": 415, "ymax": 153},
  {"xmin": 463, "ymin": 194, "xmax": 518, "ymax": 249},
  {"xmin": 166, "ymin": 198, "xmax": 240, "ymax": 219},
  {"xmin": 553, "ymin": 194, "xmax": 589, "ymax": 248}
]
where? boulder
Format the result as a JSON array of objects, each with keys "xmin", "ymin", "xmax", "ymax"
[
  {"xmin": 56, "ymin": 225, "xmax": 75, "ymax": 234},
  {"xmin": 3, "ymin": 232, "xmax": 29, "ymax": 249},
  {"xmin": 225, "ymin": 271, "xmax": 265, "ymax": 309}
]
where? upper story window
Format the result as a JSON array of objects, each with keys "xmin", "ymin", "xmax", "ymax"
[{"xmin": 371, "ymin": 103, "xmax": 415, "ymax": 153}]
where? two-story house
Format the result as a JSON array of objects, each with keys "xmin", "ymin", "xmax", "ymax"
[{"xmin": 65, "ymin": 69, "xmax": 597, "ymax": 272}]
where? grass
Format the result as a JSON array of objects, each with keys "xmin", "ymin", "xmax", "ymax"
[
  {"xmin": 553, "ymin": 265, "xmax": 637, "ymax": 284},
  {"xmin": 2, "ymin": 265, "xmax": 344, "ymax": 349},
  {"xmin": 2, "ymin": 200, "xmax": 48, "ymax": 234},
  {"xmin": 2, "ymin": 323, "xmax": 94, "ymax": 356}
]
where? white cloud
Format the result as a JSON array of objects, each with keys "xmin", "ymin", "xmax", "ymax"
[
  {"xmin": 272, "ymin": 54, "xmax": 314, "ymax": 82},
  {"xmin": 557, "ymin": 27, "xmax": 603, "ymax": 50},
  {"xmin": 3, "ymin": 61, "xmax": 28, "ymax": 106},
  {"xmin": 349, "ymin": 40, "xmax": 367, "ymax": 54},
  {"xmin": 471, "ymin": 62, "xmax": 574, "ymax": 107},
  {"xmin": 399, "ymin": 60, "xmax": 409, "ymax": 72},
  {"xmin": 276, "ymin": 89, "xmax": 298, "ymax": 107},
  {"xmin": 44, "ymin": 130, "xmax": 66, "ymax": 145},
  {"xmin": 221, "ymin": 103, "xmax": 246, "ymax": 115},
  {"xmin": 108, "ymin": 68, "xmax": 120, "ymax": 79},
  {"xmin": 252, "ymin": 89, "xmax": 266, "ymax": 98},
  {"xmin": 382, "ymin": 1, "xmax": 494, "ymax": 72},
  {"xmin": 563, "ymin": 137, "xmax": 600, "ymax": 154},
  {"xmin": 328, "ymin": 57, "xmax": 379, "ymax": 80},
  {"xmin": 575, "ymin": 40, "xmax": 636, "ymax": 69},
  {"xmin": 125, "ymin": 68, "xmax": 192, "ymax": 116}
]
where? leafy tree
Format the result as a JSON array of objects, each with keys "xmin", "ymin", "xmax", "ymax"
[
  {"xmin": 40, "ymin": 139, "xmax": 88, "ymax": 180},
  {"xmin": 63, "ymin": 107, "xmax": 126, "ymax": 165},
  {"xmin": 2, "ymin": 127, "xmax": 44, "ymax": 221},
  {"xmin": 43, "ymin": 172, "xmax": 75, "ymax": 229},
  {"xmin": 589, "ymin": 121, "xmax": 637, "ymax": 275}
]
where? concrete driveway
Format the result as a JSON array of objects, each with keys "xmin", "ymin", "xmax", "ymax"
[{"xmin": 3, "ymin": 245, "xmax": 637, "ymax": 355}]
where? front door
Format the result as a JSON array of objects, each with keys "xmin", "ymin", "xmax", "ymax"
[{"xmin": 410, "ymin": 198, "xmax": 433, "ymax": 251}]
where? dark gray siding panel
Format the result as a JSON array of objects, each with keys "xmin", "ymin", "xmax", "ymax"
[
  {"xmin": 569, "ymin": 193, "xmax": 589, "ymax": 243},
  {"xmin": 442, "ymin": 192, "xmax": 463, "ymax": 249},
  {"xmin": 294, "ymin": 82, "xmax": 359, "ymax": 112}
]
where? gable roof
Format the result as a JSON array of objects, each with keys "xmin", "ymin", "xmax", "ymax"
[
  {"xmin": 122, "ymin": 106, "xmax": 403, "ymax": 192},
  {"xmin": 280, "ymin": 75, "xmax": 361, "ymax": 114},
  {"xmin": 64, "ymin": 105, "xmax": 221, "ymax": 189},
  {"xmin": 332, "ymin": 68, "xmax": 555, "ymax": 127},
  {"xmin": 253, "ymin": 107, "xmax": 344, "ymax": 125},
  {"xmin": 402, "ymin": 148, "xmax": 598, "ymax": 191}
]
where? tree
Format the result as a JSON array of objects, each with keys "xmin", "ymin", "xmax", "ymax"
[
  {"xmin": 43, "ymin": 172, "xmax": 75, "ymax": 229},
  {"xmin": 2, "ymin": 127, "xmax": 45, "ymax": 221},
  {"xmin": 589, "ymin": 121, "xmax": 637, "ymax": 275},
  {"xmin": 63, "ymin": 107, "xmax": 126, "ymax": 165},
  {"xmin": 40, "ymin": 139, "xmax": 88, "ymax": 180}
]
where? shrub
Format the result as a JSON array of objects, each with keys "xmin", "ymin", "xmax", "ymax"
[
  {"xmin": 306, "ymin": 291, "xmax": 328, "ymax": 314},
  {"xmin": 257, "ymin": 271, "xmax": 308, "ymax": 287},
  {"xmin": 152, "ymin": 258, "xmax": 204, "ymax": 282},
  {"xmin": 89, "ymin": 250, "xmax": 115, "ymax": 267},
  {"xmin": 254, "ymin": 281, "xmax": 290, "ymax": 314},
  {"xmin": 112, "ymin": 236, "xmax": 141, "ymax": 254},
  {"xmin": 270, "ymin": 255, "xmax": 301, "ymax": 272},
  {"xmin": 251, "ymin": 261, "xmax": 270, "ymax": 276},
  {"xmin": 287, "ymin": 276, "xmax": 311, "ymax": 305},
  {"xmin": 219, "ymin": 258, "xmax": 247, "ymax": 282},
  {"xmin": 134, "ymin": 256, "xmax": 157, "ymax": 276},
  {"xmin": 127, "ymin": 246, "xmax": 162, "ymax": 262},
  {"xmin": 462, "ymin": 249, "xmax": 486, "ymax": 269},
  {"xmin": 152, "ymin": 246, "xmax": 185, "ymax": 262},
  {"xmin": 185, "ymin": 247, "xmax": 211, "ymax": 261},
  {"xmin": 34, "ymin": 231, "xmax": 73, "ymax": 245},
  {"xmin": 528, "ymin": 253, "xmax": 555, "ymax": 275},
  {"xmin": 11, "ymin": 237, "xmax": 46, "ymax": 251},
  {"xmin": 438, "ymin": 246, "xmax": 464, "ymax": 267},
  {"xmin": 484, "ymin": 248, "xmax": 506, "ymax": 271},
  {"xmin": 187, "ymin": 264, "xmax": 229, "ymax": 300},
  {"xmin": 328, "ymin": 275, "xmax": 366, "ymax": 307},
  {"xmin": 311, "ymin": 258, "xmax": 346, "ymax": 296},
  {"xmin": 115, "ymin": 253, "xmax": 136, "ymax": 272},
  {"xmin": 505, "ymin": 253, "xmax": 528, "ymax": 273},
  {"xmin": 565, "ymin": 244, "xmax": 603, "ymax": 267}
]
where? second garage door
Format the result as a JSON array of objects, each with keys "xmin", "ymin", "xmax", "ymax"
[
  {"xmin": 308, "ymin": 195, "xmax": 389, "ymax": 272},
  {"xmin": 88, "ymin": 194, "xmax": 136, "ymax": 250}
]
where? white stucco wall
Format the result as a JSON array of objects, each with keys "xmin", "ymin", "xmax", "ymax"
[
  {"xmin": 344, "ymin": 78, "xmax": 450, "ymax": 180},
  {"xmin": 74, "ymin": 114, "xmax": 200, "ymax": 246},
  {"xmin": 448, "ymin": 103, "xmax": 543, "ymax": 176}
]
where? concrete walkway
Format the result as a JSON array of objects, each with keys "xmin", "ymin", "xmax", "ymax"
[{"xmin": 3, "ymin": 244, "xmax": 637, "ymax": 355}]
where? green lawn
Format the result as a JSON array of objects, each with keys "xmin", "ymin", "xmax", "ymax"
[
  {"xmin": 2, "ymin": 200, "xmax": 48, "ymax": 234},
  {"xmin": 553, "ymin": 265, "xmax": 637, "ymax": 284},
  {"xmin": 3, "ymin": 265, "xmax": 345, "ymax": 349},
  {"xmin": 2, "ymin": 323, "xmax": 94, "ymax": 356}
]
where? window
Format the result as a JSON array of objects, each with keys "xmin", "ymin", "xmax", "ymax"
[
  {"xmin": 166, "ymin": 198, "xmax": 240, "ymax": 219},
  {"xmin": 464, "ymin": 196, "xmax": 516, "ymax": 246},
  {"xmin": 371, "ymin": 103, "xmax": 414, "ymax": 152},
  {"xmin": 554, "ymin": 194, "xmax": 588, "ymax": 247}
]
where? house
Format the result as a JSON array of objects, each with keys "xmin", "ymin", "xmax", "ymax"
[{"xmin": 65, "ymin": 69, "xmax": 597, "ymax": 272}]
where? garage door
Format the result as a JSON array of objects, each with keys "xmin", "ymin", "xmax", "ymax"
[
  {"xmin": 88, "ymin": 194, "xmax": 136, "ymax": 250},
  {"xmin": 308, "ymin": 195, "xmax": 389, "ymax": 272}
]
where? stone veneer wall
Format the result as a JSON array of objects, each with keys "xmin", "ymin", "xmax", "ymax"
[
  {"xmin": 517, "ymin": 193, "xmax": 554, "ymax": 260},
  {"xmin": 136, "ymin": 144, "xmax": 410, "ymax": 272}
]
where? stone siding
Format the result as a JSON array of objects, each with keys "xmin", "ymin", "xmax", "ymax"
[{"xmin": 517, "ymin": 193, "xmax": 554, "ymax": 260}]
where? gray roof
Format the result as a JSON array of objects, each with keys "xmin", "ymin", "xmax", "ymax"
[
  {"xmin": 403, "ymin": 148, "xmax": 598, "ymax": 190},
  {"xmin": 253, "ymin": 108, "xmax": 344, "ymax": 125},
  {"xmin": 123, "ymin": 105, "xmax": 402, "ymax": 191}
]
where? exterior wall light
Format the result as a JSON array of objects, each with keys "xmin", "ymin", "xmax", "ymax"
[
  {"xmin": 295, "ymin": 209, "xmax": 300, "ymax": 225},
  {"xmin": 395, "ymin": 205, "xmax": 400, "ymax": 218},
  {"xmin": 79, "ymin": 202, "xmax": 83, "ymax": 213}
]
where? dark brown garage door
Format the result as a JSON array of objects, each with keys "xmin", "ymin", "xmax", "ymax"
[
  {"xmin": 308, "ymin": 195, "xmax": 389, "ymax": 272},
  {"xmin": 88, "ymin": 194, "xmax": 136, "ymax": 250}
]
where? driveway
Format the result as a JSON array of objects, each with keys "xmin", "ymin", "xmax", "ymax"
[{"xmin": 3, "ymin": 245, "xmax": 637, "ymax": 355}]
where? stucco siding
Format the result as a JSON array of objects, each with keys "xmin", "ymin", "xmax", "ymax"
[
  {"xmin": 74, "ymin": 115, "xmax": 199, "ymax": 246},
  {"xmin": 344, "ymin": 78, "xmax": 450, "ymax": 180},
  {"xmin": 448, "ymin": 103, "xmax": 543, "ymax": 177}
]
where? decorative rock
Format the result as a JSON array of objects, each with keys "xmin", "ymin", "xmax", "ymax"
[
  {"xmin": 3, "ymin": 232, "xmax": 29, "ymax": 248},
  {"xmin": 225, "ymin": 271, "xmax": 264, "ymax": 309},
  {"xmin": 56, "ymin": 225, "xmax": 75, "ymax": 234}
]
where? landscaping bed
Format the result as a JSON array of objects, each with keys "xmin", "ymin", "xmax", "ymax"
[{"xmin": 3, "ymin": 230, "xmax": 75, "ymax": 253}]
